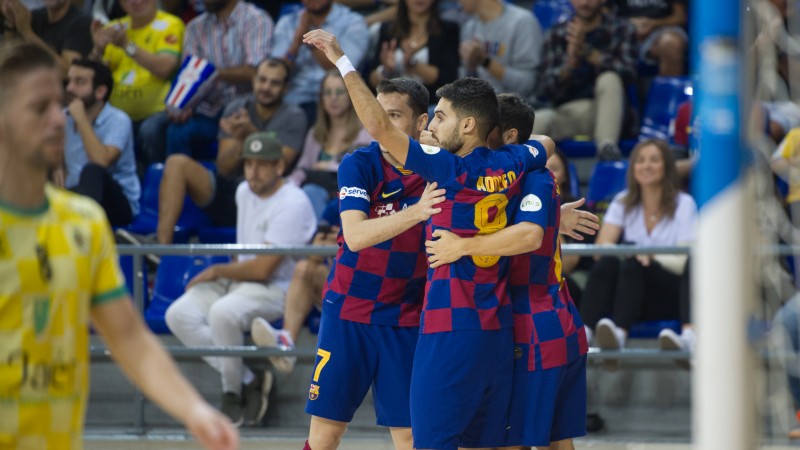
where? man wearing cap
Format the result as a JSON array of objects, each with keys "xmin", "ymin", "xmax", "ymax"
[{"xmin": 165, "ymin": 132, "xmax": 316, "ymax": 428}]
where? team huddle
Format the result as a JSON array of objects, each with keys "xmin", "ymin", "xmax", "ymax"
[{"xmin": 300, "ymin": 30, "xmax": 589, "ymax": 450}]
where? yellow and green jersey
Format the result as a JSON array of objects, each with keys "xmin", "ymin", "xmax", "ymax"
[{"xmin": 0, "ymin": 185, "xmax": 126, "ymax": 449}]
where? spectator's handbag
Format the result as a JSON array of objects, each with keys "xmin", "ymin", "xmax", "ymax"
[{"xmin": 165, "ymin": 55, "xmax": 217, "ymax": 112}]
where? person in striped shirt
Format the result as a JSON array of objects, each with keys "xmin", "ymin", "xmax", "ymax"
[{"xmin": 166, "ymin": 0, "xmax": 273, "ymax": 160}]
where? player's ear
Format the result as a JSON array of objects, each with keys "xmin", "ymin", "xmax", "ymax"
[
  {"xmin": 417, "ymin": 113, "xmax": 428, "ymax": 133},
  {"xmin": 461, "ymin": 116, "xmax": 476, "ymax": 135},
  {"xmin": 504, "ymin": 128, "xmax": 518, "ymax": 145}
]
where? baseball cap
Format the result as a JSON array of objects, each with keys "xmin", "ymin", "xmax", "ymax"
[{"xmin": 242, "ymin": 132, "xmax": 283, "ymax": 161}]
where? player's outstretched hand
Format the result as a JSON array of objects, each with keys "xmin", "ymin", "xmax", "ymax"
[
  {"xmin": 185, "ymin": 402, "xmax": 239, "ymax": 450},
  {"xmin": 426, "ymin": 229, "xmax": 464, "ymax": 268},
  {"xmin": 303, "ymin": 29, "xmax": 345, "ymax": 64},
  {"xmin": 559, "ymin": 198, "xmax": 599, "ymax": 240},
  {"xmin": 414, "ymin": 182, "xmax": 445, "ymax": 222}
]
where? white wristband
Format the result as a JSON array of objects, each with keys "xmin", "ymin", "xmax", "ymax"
[{"xmin": 335, "ymin": 55, "xmax": 356, "ymax": 77}]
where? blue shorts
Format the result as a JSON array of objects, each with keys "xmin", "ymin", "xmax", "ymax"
[
  {"xmin": 410, "ymin": 328, "xmax": 514, "ymax": 450},
  {"xmin": 505, "ymin": 354, "xmax": 587, "ymax": 447},
  {"xmin": 304, "ymin": 313, "xmax": 418, "ymax": 427}
]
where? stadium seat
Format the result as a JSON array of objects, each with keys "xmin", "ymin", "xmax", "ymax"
[
  {"xmin": 198, "ymin": 226, "xmax": 237, "ymax": 244},
  {"xmin": 586, "ymin": 160, "xmax": 628, "ymax": 217},
  {"xmin": 628, "ymin": 320, "xmax": 681, "ymax": 339},
  {"xmin": 639, "ymin": 76, "xmax": 692, "ymax": 143},
  {"xmin": 144, "ymin": 254, "xmax": 231, "ymax": 333},
  {"xmin": 557, "ymin": 138, "xmax": 639, "ymax": 160},
  {"xmin": 567, "ymin": 161, "xmax": 580, "ymax": 199},
  {"xmin": 125, "ymin": 163, "xmax": 212, "ymax": 242},
  {"xmin": 532, "ymin": 0, "xmax": 573, "ymax": 30}
]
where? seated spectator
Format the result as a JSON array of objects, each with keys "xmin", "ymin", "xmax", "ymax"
[
  {"xmin": 165, "ymin": 133, "xmax": 316, "ymax": 427},
  {"xmin": 63, "ymin": 59, "xmax": 140, "ymax": 226},
  {"xmin": 367, "ymin": 0, "xmax": 459, "ymax": 103},
  {"xmin": 270, "ymin": 0, "xmax": 368, "ymax": 125},
  {"xmin": 288, "ymin": 70, "xmax": 371, "ymax": 218},
  {"xmin": 3, "ymin": 0, "xmax": 93, "ymax": 74},
  {"xmin": 153, "ymin": 58, "xmax": 306, "ymax": 245},
  {"xmin": 165, "ymin": 0, "xmax": 273, "ymax": 160},
  {"xmin": 458, "ymin": 0, "xmax": 542, "ymax": 98},
  {"xmin": 609, "ymin": 0, "xmax": 687, "ymax": 76},
  {"xmin": 532, "ymin": 0, "xmax": 637, "ymax": 161},
  {"xmin": 251, "ymin": 221, "xmax": 339, "ymax": 373},
  {"xmin": 547, "ymin": 147, "xmax": 589, "ymax": 306},
  {"xmin": 580, "ymin": 139, "xmax": 696, "ymax": 352},
  {"xmin": 89, "ymin": 0, "xmax": 184, "ymax": 168}
]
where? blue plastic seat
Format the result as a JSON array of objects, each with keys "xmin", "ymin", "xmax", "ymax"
[
  {"xmin": 567, "ymin": 162, "xmax": 580, "ymax": 199},
  {"xmin": 125, "ymin": 163, "xmax": 212, "ymax": 241},
  {"xmin": 144, "ymin": 254, "xmax": 231, "ymax": 333},
  {"xmin": 586, "ymin": 161, "xmax": 628, "ymax": 217},
  {"xmin": 557, "ymin": 138, "xmax": 639, "ymax": 160},
  {"xmin": 639, "ymin": 76, "xmax": 692, "ymax": 143},
  {"xmin": 198, "ymin": 226, "xmax": 237, "ymax": 244},
  {"xmin": 628, "ymin": 320, "xmax": 681, "ymax": 339},
  {"xmin": 532, "ymin": 0, "xmax": 573, "ymax": 30}
]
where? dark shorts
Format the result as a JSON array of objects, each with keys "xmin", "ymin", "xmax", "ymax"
[
  {"xmin": 202, "ymin": 172, "xmax": 239, "ymax": 227},
  {"xmin": 505, "ymin": 355, "xmax": 587, "ymax": 447},
  {"xmin": 410, "ymin": 328, "xmax": 514, "ymax": 450},
  {"xmin": 304, "ymin": 313, "xmax": 418, "ymax": 427}
]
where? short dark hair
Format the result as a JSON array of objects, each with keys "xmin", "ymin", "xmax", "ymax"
[
  {"xmin": 497, "ymin": 93, "xmax": 535, "ymax": 144},
  {"xmin": 71, "ymin": 59, "xmax": 114, "ymax": 102},
  {"xmin": 435, "ymin": 77, "xmax": 499, "ymax": 139},
  {"xmin": 258, "ymin": 57, "xmax": 291, "ymax": 84},
  {"xmin": 376, "ymin": 77, "xmax": 429, "ymax": 118},
  {"xmin": 0, "ymin": 41, "xmax": 58, "ymax": 105}
]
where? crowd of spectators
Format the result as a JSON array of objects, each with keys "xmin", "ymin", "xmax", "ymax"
[{"xmin": 23, "ymin": 0, "xmax": 800, "ymax": 434}]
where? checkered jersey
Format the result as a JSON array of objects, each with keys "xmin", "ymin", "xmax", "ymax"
[
  {"xmin": 322, "ymin": 143, "xmax": 427, "ymax": 327},
  {"xmin": 404, "ymin": 139, "xmax": 548, "ymax": 334},
  {"xmin": 509, "ymin": 169, "xmax": 589, "ymax": 371}
]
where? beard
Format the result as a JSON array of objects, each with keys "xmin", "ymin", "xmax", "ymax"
[
  {"xmin": 66, "ymin": 93, "xmax": 97, "ymax": 110},
  {"xmin": 436, "ymin": 127, "xmax": 463, "ymax": 153}
]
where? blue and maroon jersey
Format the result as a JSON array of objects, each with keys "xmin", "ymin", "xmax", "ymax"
[
  {"xmin": 404, "ymin": 138, "xmax": 548, "ymax": 334},
  {"xmin": 509, "ymin": 169, "xmax": 589, "ymax": 371},
  {"xmin": 322, "ymin": 143, "xmax": 428, "ymax": 327}
]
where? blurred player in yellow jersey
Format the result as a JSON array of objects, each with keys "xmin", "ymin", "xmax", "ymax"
[{"xmin": 0, "ymin": 41, "xmax": 238, "ymax": 450}]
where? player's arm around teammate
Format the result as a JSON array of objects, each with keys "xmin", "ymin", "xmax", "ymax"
[{"xmin": 342, "ymin": 181, "xmax": 445, "ymax": 251}]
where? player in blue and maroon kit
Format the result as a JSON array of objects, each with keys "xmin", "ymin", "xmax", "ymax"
[
  {"xmin": 303, "ymin": 78, "xmax": 445, "ymax": 450},
  {"xmin": 427, "ymin": 94, "xmax": 589, "ymax": 449},
  {"xmin": 302, "ymin": 30, "xmax": 555, "ymax": 450}
]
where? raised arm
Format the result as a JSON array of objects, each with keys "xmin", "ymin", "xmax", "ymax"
[{"xmin": 303, "ymin": 29, "xmax": 412, "ymax": 165}]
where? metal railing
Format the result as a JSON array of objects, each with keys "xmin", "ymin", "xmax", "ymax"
[{"xmin": 95, "ymin": 243, "xmax": 697, "ymax": 431}]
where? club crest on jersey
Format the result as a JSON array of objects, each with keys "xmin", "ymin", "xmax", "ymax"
[
  {"xmin": 339, "ymin": 186, "xmax": 369, "ymax": 201},
  {"xmin": 309, "ymin": 383, "xmax": 320, "ymax": 400},
  {"xmin": 375, "ymin": 203, "xmax": 395, "ymax": 217},
  {"xmin": 421, "ymin": 144, "xmax": 441, "ymax": 155},
  {"xmin": 525, "ymin": 144, "xmax": 539, "ymax": 158},
  {"xmin": 520, "ymin": 194, "xmax": 542, "ymax": 212}
]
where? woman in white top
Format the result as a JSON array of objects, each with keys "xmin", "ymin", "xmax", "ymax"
[{"xmin": 580, "ymin": 139, "xmax": 698, "ymax": 352}]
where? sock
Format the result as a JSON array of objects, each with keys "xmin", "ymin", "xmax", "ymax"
[{"xmin": 303, "ymin": 440, "xmax": 312, "ymax": 450}]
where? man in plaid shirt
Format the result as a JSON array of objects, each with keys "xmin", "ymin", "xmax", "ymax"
[{"xmin": 532, "ymin": 0, "xmax": 637, "ymax": 161}]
